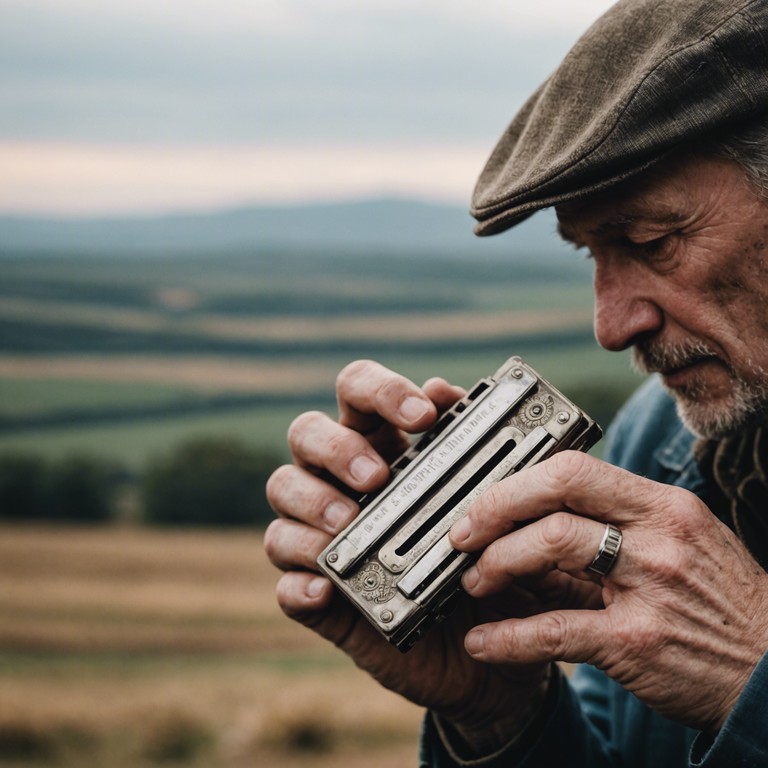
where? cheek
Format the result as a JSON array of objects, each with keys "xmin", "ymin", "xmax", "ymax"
[{"xmin": 704, "ymin": 234, "xmax": 768, "ymax": 329}]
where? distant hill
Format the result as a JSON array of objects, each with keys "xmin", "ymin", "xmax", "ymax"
[{"xmin": 0, "ymin": 198, "xmax": 573, "ymax": 260}]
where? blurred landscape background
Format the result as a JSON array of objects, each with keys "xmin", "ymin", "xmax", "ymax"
[{"xmin": 0, "ymin": 1, "xmax": 635, "ymax": 766}]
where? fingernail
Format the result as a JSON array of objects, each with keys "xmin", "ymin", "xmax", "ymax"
[
  {"xmin": 451, "ymin": 516, "xmax": 471, "ymax": 544},
  {"xmin": 400, "ymin": 396, "xmax": 430, "ymax": 422},
  {"xmin": 324, "ymin": 501, "xmax": 354, "ymax": 532},
  {"xmin": 306, "ymin": 577, "xmax": 326, "ymax": 598},
  {"xmin": 465, "ymin": 629, "xmax": 485, "ymax": 655},
  {"xmin": 349, "ymin": 454, "xmax": 380, "ymax": 484},
  {"xmin": 462, "ymin": 565, "xmax": 479, "ymax": 591}
]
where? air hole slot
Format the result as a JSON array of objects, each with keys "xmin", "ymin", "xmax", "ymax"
[
  {"xmin": 394, "ymin": 438, "xmax": 518, "ymax": 557},
  {"xmin": 407, "ymin": 548, "xmax": 463, "ymax": 599},
  {"xmin": 467, "ymin": 381, "xmax": 490, "ymax": 401},
  {"xmin": 413, "ymin": 413, "xmax": 456, "ymax": 451}
]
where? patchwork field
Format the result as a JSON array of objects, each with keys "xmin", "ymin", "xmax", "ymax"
[{"xmin": 0, "ymin": 243, "xmax": 643, "ymax": 766}]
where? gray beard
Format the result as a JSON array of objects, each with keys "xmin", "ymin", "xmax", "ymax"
[{"xmin": 631, "ymin": 339, "xmax": 768, "ymax": 439}]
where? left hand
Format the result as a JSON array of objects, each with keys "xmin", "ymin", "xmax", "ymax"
[{"xmin": 449, "ymin": 450, "xmax": 768, "ymax": 731}]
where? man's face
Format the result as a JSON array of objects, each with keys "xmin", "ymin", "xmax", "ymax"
[{"xmin": 556, "ymin": 151, "xmax": 768, "ymax": 439}]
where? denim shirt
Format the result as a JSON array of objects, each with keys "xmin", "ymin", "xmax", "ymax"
[{"xmin": 420, "ymin": 377, "xmax": 768, "ymax": 768}]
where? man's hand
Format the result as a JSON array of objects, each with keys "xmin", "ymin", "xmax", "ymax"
[
  {"xmin": 451, "ymin": 450, "xmax": 768, "ymax": 731},
  {"xmin": 264, "ymin": 360, "xmax": 563, "ymax": 749}
]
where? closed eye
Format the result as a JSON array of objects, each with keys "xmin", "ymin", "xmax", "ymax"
[{"xmin": 623, "ymin": 233, "xmax": 679, "ymax": 268}]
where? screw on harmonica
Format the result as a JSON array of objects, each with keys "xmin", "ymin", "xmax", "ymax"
[
  {"xmin": 557, "ymin": 411, "xmax": 571, "ymax": 424},
  {"xmin": 380, "ymin": 610, "xmax": 394, "ymax": 623},
  {"xmin": 512, "ymin": 368, "xmax": 524, "ymax": 378},
  {"xmin": 327, "ymin": 552, "xmax": 339, "ymax": 564}
]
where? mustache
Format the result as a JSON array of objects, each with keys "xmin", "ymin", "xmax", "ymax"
[{"xmin": 631, "ymin": 339, "xmax": 719, "ymax": 375}]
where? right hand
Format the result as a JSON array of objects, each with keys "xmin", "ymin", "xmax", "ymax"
[{"xmin": 264, "ymin": 360, "xmax": 563, "ymax": 744}]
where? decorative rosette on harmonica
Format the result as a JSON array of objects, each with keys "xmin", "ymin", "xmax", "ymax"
[{"xmin": 317, "ymin": 356, "xmax": 602, "ymax": 651}]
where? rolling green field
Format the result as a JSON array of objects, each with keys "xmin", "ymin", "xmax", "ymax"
[
  {"xmin": 0, "ymin": 249, "xmax": 641, "ymax": 470},
  {"xmin": 0, "ymin": 347, "xmax": 640, "ymax": 468}
]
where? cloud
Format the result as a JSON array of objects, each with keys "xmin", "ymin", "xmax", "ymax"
[
  {"xmin": 0, "ymin": 0, "xmax": 616, "ymax": 212},
  {"xmin": 0, "ymin": 0, "xmax": 614, "ymax": 142},
  {"xmin": 0, "ymin": 141, "xmax": 490, "ymax": 216}
]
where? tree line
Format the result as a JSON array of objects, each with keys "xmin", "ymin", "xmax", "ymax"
[{"xmin": 0, "ymin": 438, "xmax": 282, "ymax": 527}]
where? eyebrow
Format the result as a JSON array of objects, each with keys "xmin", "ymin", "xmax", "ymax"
[{"xmin": 557, "ymin": 210, "xmax": 689, "ymax": 247}]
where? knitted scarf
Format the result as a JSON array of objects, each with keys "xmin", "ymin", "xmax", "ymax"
[{"xmin": 694, "ymin": 427, "xmax": 768, "ymax": 572}]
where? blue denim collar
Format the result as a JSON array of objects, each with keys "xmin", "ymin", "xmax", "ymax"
[{"xmin": 654, "ymin": 422, "xmax": 706, "ymax": 492}]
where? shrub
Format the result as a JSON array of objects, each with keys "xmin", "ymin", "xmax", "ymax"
[
  {"xmin": 142, "ymin": 437, "xmax": 280, "ymax": 527},
  {"xmin": 0, "ymin": 453, "xmax": 123, "ymax": 523},
  {"xmin": 0, "ymin": 454, "xmax": 49, "ymax": 520},
  {"xmin": 47, "ymin": 456, "xmax": 123, "ymax": 523}
]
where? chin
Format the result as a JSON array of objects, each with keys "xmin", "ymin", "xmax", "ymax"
[{"xmin": 671, "ymin": 385, "xmax": 768, "ymax": 440}]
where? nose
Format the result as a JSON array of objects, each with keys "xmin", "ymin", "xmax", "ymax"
[{"xmin": 592, "ymin": 258, "xmax": 663, "ymax": 351}]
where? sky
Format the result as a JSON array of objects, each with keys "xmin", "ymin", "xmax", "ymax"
[{"xmin": 0, "ymin": 0, "xmax": 617, "ymax": 216}]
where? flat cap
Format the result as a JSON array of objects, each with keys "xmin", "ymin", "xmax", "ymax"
[{"xmin": 472, "ymin": 0, "xmax": 768, "ymax": 236}]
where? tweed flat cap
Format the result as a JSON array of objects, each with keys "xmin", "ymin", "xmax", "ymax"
[{"xmin": 472, "ymin": 0, "xmax": 768, "ymax": 236}]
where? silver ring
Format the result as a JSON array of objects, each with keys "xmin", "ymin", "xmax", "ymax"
[{"xmin": 587, "ymin": 524, "xmax": 622, "ymax": 577}]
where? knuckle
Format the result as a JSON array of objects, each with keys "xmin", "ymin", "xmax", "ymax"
[
  {"xmin": 544, "ymin": 450, "xmax": 592, "ymax": 486},
  {"xmin": 336, "ymin": 359, "xmax": 375, "ymax": 392},
  {"xmin": 263, "ymin": 519, "xmax": 283, "ymax": 563},
  {"xmin": 535, "ymin": 612, "xmax": 570, "ymax": 656},
  {"xmin": 325, "ymin": 430, "xmax": 354, "ymax": 464},
  {"xmin": 265, "ymin": 464, "xmax": 293, "ymax": 506},
  {"xmin": 274, "ymin": 574, "xmax": 306, "ymax": 618},
  {"xmin": 480, "ymin": 482, "xmax": 507, "ymax": 521},
  {"xmin": 478, "ymin": 542, "xmax": 502, "ymax": 576},
  {"xmin": 374, "ymin": 372, "xmax": 411, "ymax": 408},
  {"xmin": 665, "ymin": 488, "xmax": 704, "ymax": 532},
  {"xmin": 496, "ymin": 622, "xmax": 523, "ymax": 658},
  {"xmin": 264, "ymin": 519, "xmax": 329, "ymax": 570},
  {"xmin": 274, "ymin": 575, "xmax": 293, "ymax": 613},
  {"xmin": 287, "ymin": 410, "xmax": 324, "ymax": 447},
  {"xmin": 651, "ymin": 540, "xmax": 692, "ymax": 584},
  {"xmin": 540, "ymin": 511, "xmax": 576, "ymax": 549}
]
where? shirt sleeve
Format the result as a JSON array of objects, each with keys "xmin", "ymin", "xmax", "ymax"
[
  {"xmin": 690, "ymin": 649, "xmax": 768, "ymax": 767},
  {"xmin": 419, "ymin": 667, "xmax": 614, "ymax": 768}
]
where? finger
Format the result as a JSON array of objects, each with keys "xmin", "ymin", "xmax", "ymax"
[
  {"xmin": 422, "ymin": 377, "xmax": 466, "ymax": 412},
  {"xmin": 276, "ymin": 570, "xmax": 387, "ymax": 652},
  {"xmin": 287, "ymin": 410, "xmax": 390, "ymax": 492},
  {"xmin": 465, "ymin": 609, "xmax": 612, "ymax": 667},
  {"xmin": 263, "ymin": 518, "xmax": 332, "ymax": 572},
  {"xmin": 461, "ymin": 513, "xmax": 620, "ymax": 598},
  {"xmin": 451, "ymin": 451, "xmax": 668, "ymax": 551},
  {"xmin": 275, "ymin": 570, "xmax": 335, "ymax": 619},
  {"xmin": 336, "ymin": 359, "xmax": 437, "ymax": 434},
  {"xmin": 266, "ymin": 464, "xmax": 359, "ymax": 535}
]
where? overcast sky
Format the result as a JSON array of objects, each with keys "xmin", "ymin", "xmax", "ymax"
[{"xmin": 0, "ymin": 0, "xmax": 616, "ymax": 216}]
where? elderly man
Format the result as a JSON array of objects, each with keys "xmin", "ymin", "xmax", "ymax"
[{"xmin": 265, "ymin": 0, "xmax": 768, "ymax": 765}]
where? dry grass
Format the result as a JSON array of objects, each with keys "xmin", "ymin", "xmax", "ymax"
[{"xmin": 0, "ymin": 525, "xmax": 423, "ymax": 767}]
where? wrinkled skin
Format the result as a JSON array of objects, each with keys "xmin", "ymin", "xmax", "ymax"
[
  {"xmin": 453, "ymin": 450, "xmax": 768, "ymax": 730},
  {"xmin": 266, "ymin": 153, "xmax": 768, "ymax": 750},
  {"xmin": 265, "ymin": 361, "xmax": 600, "ymax": 747}
]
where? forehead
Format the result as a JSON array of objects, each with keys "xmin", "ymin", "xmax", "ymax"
[{"xmin": 555, "ymin": 152, "xmax": 719, "ymax": 244}]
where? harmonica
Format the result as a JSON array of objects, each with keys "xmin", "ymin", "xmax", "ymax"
[{"xmin": 317, "ymin": 357, "xmax": 601, "ymax": 651}]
